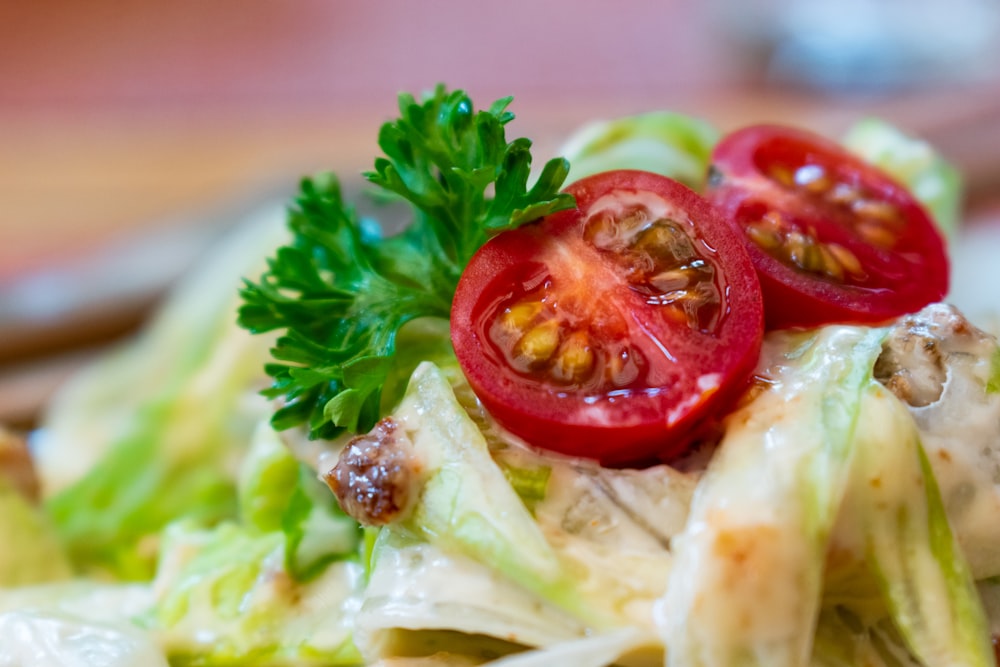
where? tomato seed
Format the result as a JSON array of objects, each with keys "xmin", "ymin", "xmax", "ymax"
[
  {"xmin": 552, "ymin": 332, "xmax": 595, "ymax": 383},
  {"xmin": 746, "ymin": 224, "xmax": 782, "ymax": 250},
  {"xmin": 856, "ymin": 220, "xmax": 896, "ymax": 248},
  {"xmin": 632, "ymin": 219, "xmax": 694, "ymax": 263},
  {"xmin": 826, "ymin": 182, "xmax": 862, "ymax": 206},
  {"xmin": 827, "ymin": 243, "xmax": 864, "ymax": 277},
  {"xmin": 515, "ymin": 320, "xmax": 561, "ymax": 366},
  {"xmin": 501, "ymin": 301, "xmax": 544, "ymax": 333},
  {"xmin": 852, "ymin": 199, "xmax": 902, "ymax": 225},
  {"xmin": 648, "ymin": 268, "xmax": 692, "ymax": 293},
  {"xmin": 767, "ymin": 164, "xmax": 795, "ymax": 188},
  {"xmin": 760, "ymin": 210, "xmax": 785, "ymax": 230},
  {"xmin": 804, "ymin": 243, "xmax": 827, "ymax": 273},
  {"xmin": 786, "ymin": 231, "xmax": 810, "ymax": 267},
  {"xmin": 816, "ymin": 244, "xmax": 844, "ymax": 281}
]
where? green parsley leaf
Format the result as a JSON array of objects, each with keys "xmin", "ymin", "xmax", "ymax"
[{"xmin": 239, "ymin": 86, "xmax": 574, "ymax": 439}]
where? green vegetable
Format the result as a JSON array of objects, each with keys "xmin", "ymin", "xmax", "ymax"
[
  {"xmin": 851, "ymin": 382, "xmax": 993, "ymax": 666},
  {"xmin": 810, "ymin": 607, "xmax": 921, "ymax": 667},
  {"xmin": 238, "ymin": 85, "xmax": 575, "ymax": 441},
  {"xmin": 238, "ymin": 422, "xmax": 362, "ymax": 580},
  {"xmin": 988, "ymin": 343, "xmax": 1000, "ymax": 394},
  {"xmin": 559, "ymin": 111, "xmax": 720, "ymax": 190},
  {"xmin": 280, "ymin": 462, "xmax": 362, "ymax": 582},
  {"xmin": 0, "ymin": 478, "xmax": 72, "ymax": 586},
  {"xmin": 842, "ymin": 117, "xmax": 963, "ymax": 237},
  {"xmin": 149, "ymin": 520, "xmax": 362, "ymax": 666},
  {"xmin": 661, "ymin": 326, "xmax": 887, "ymax": 667},
  {"xmin": 499, "ymin": 462, "xmax": 551, "ymax": 514},
  {"xmin": 388, "ymin": 363, "xmax": 580, "ymax": 615},
  {"xmin": 238, "ymin": 421, "xmax": 300, "ymax": 534},
  {"xmin": 45, "ymin": 216, "xmax": 284, "ymax": 580},
  {"xmin": 361, "ymin": 531, "xmax": 591, "ymax": 660}
]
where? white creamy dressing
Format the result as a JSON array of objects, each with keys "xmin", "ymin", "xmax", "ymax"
[
  {"xmin": 905, "ymin": 352, "xmax": 1000, "ymax": 579},
  {"xmin": 357, "ymin": 538, "xmax": 590, "ymax": 654},
  {"xmin": 0, "ymin": 583, "xmax": 166, "ymax": 667},
  {"xmin": 0, "ymin": 611, "xmax": 168, "ymax": 667}
]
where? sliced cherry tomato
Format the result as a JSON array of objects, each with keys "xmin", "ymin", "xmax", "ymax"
[
  {"xmin": 450, "ymin": 170, "xmax": 764, "ymax": 466},
  {"xmin": 706, "ymin": 124, "xmax": 949, "ymax": 329}
]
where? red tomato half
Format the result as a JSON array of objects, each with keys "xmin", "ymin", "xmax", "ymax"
[
  {"xmin": 450, "ymin": 170, "xmax": 764, "ymax": 467},
  {"xmin": 706, "ymin": 124, "xmax": 949, "ymax": 329}
]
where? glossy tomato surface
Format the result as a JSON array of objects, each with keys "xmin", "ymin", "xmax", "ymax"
[
  {"xmin": 451, "ymin": 170, "xmax": 764, "ymax": 467},
  {"xmin": 706, "ymin": 124, "xmax": 949, "ymax": 329}
]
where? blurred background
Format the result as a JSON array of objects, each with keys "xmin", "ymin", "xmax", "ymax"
[{"xmin": 2, "ymin": 0, "xmax": 1000, "ymax": 427}]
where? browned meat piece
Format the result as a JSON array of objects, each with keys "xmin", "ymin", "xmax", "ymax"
[
  {"xmin": 322, "ymin": 417, "xmax": 420, "ymax": 526},
  {"xmin": 0, "ymin": 426, "xmax": 40, "ymax": 501}
]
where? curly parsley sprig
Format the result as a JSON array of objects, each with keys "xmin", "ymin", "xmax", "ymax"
[{"xmin": 238, "ymin": 86, "xmax": 574, "ymax": 439}]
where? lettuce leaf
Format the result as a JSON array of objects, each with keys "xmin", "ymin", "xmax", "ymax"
[
  {"xmin": 0, "ymin": 581, "xmax": 166, "ymax": 667},
  {"xmin": 41, "ymin": 214, "xmax": 285, "ymax": 580},
  {"xmin": 661, "ymin": 326, "xmax": 887, "ymax": 667},
  {"xmin": 238, "ymin": 421, "xmax": 362, "ymax": 581},
  {"xmin": 389, "ymin": 363, "xmax": 586, "ymax": 619},
  {"xmin": 0, "ymin": 478, "xmax": 72, "ymax": 586},
  {"xmin": 357, "ymin": 531, "xmax": 591, "ymax": 661},
  {"xmin": 810, "ymin": 607, "xmax": 921, "ymax": 667},
  {"xmin": 149, "ymin": 520, "xmax": 363, "ymax": 666},
  {"xmin": 560, "ymin": 111, "xmax": 720, "ymax": 190},
  {"xmin": 851, "ymin": 382, "xmax": 993, "ymax": 666}
]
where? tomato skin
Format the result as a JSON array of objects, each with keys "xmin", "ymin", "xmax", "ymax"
[
  {"xmin": 706, "ymin": 124, "xmax": 949, "ymax": 330},
  {"xmin": 450, "ymin": 170, "xmax": 764, "ymax": 467}
]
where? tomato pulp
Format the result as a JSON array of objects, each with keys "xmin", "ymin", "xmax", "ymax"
[
  {"xmin": 451, "ymin": 170, "xmax": 764, "ymax": 466},
  {"xmin": 706, "ymin": 124, "xmax": 949, "ymax": 329}
]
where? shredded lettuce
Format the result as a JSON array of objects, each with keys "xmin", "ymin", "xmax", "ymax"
[
  {"xmin": 44, "ymin": 323, "xmax": 273, "ymax": 579},
  {"xmin": 280, "ymin": 461, "xmax": 362, "ymax": 582},
  {"xmin": 661, "ymin": 326, "xmax": 888, "ymax": 667},
  {"xmin": 357, "ymin": 532, "xmax": 589, "ymax": 661},
  {"xmin": 476, "ymin": 627, "xmax": 658, "ymax": 667},
  {"xmin": 0, "ymin": 478, "xmax": 72, "ymax": 586},
  {"xmin": 40, "ymin": 213, "xmax": 285, "ymax": 580},
  {"xmin": 239, "ymin": 422, "xmax": 362, "ymax": 581},
  {"xmin": 238, "ymin": 422, "xmax": 301, "ymax": 534},
  {"xmin": 387, "ymin": 363, "xmax": 593, "ymax": 622},
  {"xmin": 357, "ymin": 362, "xmax": 696, "ymax": 663},
  {"xmin": 851, "ymin": 382, "xmax": 993, "ymax": 666},
  {"xmin": 148, "ymin": 520, "xmax": 363, "ymax": 666},
  {"xmin": 810, "ymin": 607, "xmax": 921, "ymax": 667},
  {"xmin": 988, "ymin": 343, "xmax": 1000, "ymax": 394},
  {"xmin": 559, "ymin": 111, "xmax": 720, "ymax": 190}
]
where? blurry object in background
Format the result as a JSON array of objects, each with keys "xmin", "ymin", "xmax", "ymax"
[
  {"xmin": 713, "ymin": 0, "xmax": 1000, "ymax": 93},
  {"xmin": 0, "ymin": 427, "xmax": 39, "ymax": 502},
  {"xmin": 0, "ymin": 192, "xmax": 282, "ymax": 366}
]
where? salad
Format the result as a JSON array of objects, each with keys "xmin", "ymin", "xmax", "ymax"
[{"xmin": 1, "ymin": 85, "xmax": 999, "ymax": 667}]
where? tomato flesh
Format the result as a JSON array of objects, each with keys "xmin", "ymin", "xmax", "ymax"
[
  {"xmin": 451, "ymin": 170, "xmax": 764, "ymax": 466},
  {"xmin": 706, "ymin": 124, "xmax": 949, "ymax": 329}
]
